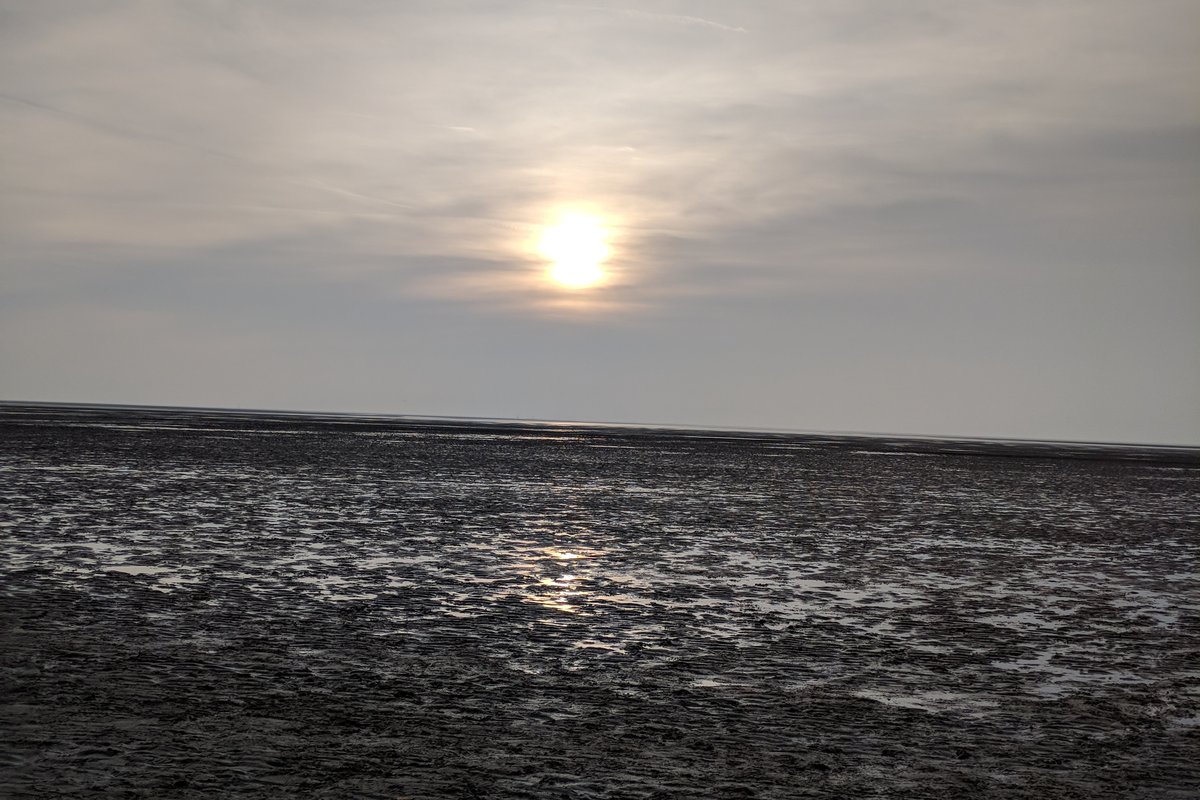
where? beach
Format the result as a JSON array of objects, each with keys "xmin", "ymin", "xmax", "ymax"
[{"xmin": 2, "ymin": 404, "xmax": 1198, "ymax": 798}]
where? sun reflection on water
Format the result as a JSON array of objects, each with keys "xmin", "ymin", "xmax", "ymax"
[{"xmin": 522, "ymin": 544, "xmax": 604, "ymax": 615}]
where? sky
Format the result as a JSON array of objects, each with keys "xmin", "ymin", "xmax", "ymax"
[{"xmin": 2, "ymin": 0, "xmax": 1198, "ymax": 444}]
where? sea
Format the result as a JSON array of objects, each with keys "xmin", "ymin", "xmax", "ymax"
[{"xmin": 2, "ymin": 403, "xmax": 1198, "ymax": 799}]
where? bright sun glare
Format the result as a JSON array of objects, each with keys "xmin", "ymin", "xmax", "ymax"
[{"xmin": 539, "ymin": 213, "xmax": 610, "ymax": 289}]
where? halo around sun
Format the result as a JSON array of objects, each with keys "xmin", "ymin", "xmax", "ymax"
[{"xmin": 538, "ymin": 213, "xmax": 611, "ymax": 289}]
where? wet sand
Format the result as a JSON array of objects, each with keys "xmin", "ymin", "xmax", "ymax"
[{"xmin": 2, "ymin": 404, "xmax": 1199, "ymax": 798}]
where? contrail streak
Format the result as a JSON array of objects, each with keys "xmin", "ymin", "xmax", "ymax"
[
  {"xmin": 566, "ymin": 5, "xmax": 748, "ymax": 34},
  {"xmin": 0, "ymin": 92, "xmax": 414, "ymax": 214}
]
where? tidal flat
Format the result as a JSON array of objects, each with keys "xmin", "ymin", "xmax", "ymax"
[{"xmin": 2, "ymin": 404, "xmax": 1198, "ymax": 798}]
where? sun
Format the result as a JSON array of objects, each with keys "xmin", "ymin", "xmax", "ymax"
[{"xmin": 538, "ymin": 213, "xmax": 611, "ymax": 289}]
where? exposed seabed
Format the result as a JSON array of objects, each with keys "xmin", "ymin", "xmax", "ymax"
[{"xmin": 2, "ymin": 404, "xmax": 1198, "ymax": 798}]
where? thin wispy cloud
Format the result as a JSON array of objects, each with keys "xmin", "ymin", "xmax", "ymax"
[{"xmin": 573, "ymin": 6, "xmax": 749, "ymax": 34}]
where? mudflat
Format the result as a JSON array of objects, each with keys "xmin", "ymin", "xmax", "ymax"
[{"xmin": 2, "ymin": 405, "xmax": 1198, "ymax": 798}]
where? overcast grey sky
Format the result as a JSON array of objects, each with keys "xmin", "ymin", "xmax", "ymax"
[{"xmin": 2, "ymin": 0, "xmax": 1198, "ymax": 443}]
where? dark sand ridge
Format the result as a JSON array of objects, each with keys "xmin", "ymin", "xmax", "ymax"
[{"xmin": 2, "ymin": 405, "xmax": 1198, "ymax": 798}]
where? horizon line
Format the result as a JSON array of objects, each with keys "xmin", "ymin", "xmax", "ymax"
[{"xmin": 2, "ymin": 398, "xmax": 1198, "ymax": 452}]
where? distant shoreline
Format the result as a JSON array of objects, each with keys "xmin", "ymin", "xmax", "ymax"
[{"xmin": 4, "ymin": 399, "xmax": 1198, "ymax": 465}]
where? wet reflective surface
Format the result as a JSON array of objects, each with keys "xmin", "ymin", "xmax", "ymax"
[{"xmin": 2, "ymin": 405, "xmax": 1199, "ymax": 798}]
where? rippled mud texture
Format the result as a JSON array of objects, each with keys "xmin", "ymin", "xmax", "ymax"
[{"xmin": 2, "ymin": 405, "xmax": 1199, "ymax": 799}]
